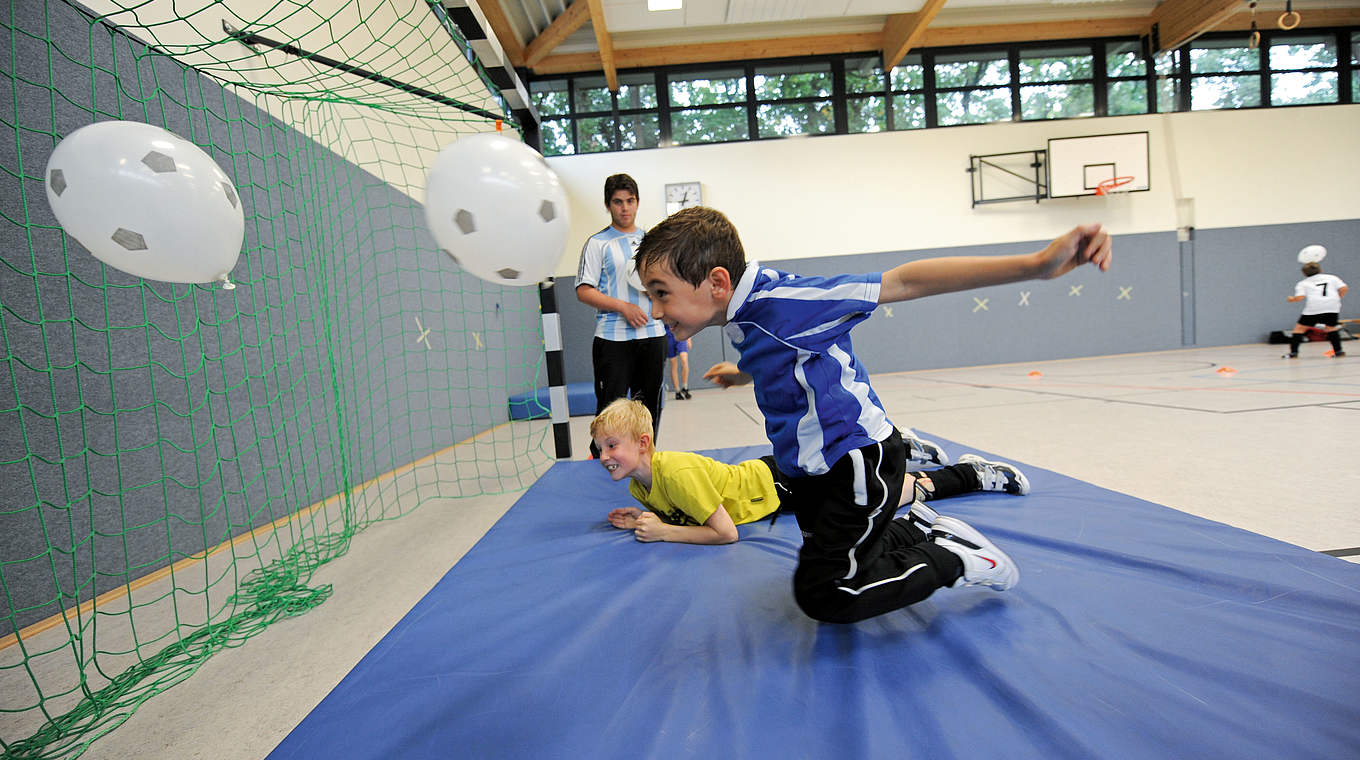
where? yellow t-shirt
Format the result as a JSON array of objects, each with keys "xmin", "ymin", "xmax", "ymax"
[{"xmin": 628, "ymin": 451, "xmax": 781, "ymax": 527}]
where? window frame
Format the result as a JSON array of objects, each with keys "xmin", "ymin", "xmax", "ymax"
[{"xmin": 523, "ymin": 27, "xmax": 1356, "ymax": 156}]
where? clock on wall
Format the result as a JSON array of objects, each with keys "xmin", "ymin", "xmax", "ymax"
[{"xmin": 664, "ymin": 181, "xmax": 702, "ymax": 216}]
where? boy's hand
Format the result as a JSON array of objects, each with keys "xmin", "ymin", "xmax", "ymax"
[
  {"xmin": 703, "ymin": 362, "xmax": 751, "ymax": 388},
  {"xmin": 1037, "ymin": 224, "xmax": 1113, "ymax": 279},
  {"xmin": 618, "ymin": 301, "xmax": 651, "ymax": 328},
  {"xmin": 633, "ymin": 512, "xmax": 668, "ymax": 542},
  {"xmin": 608, "ymin": 507, "xmax": 641, "ymax": 529}
]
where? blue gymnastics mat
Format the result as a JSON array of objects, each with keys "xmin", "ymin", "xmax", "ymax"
[
  {"xmin": 269, "ymin": 438, "xmax": 1360, "ymax": 760},
  {"xmin": 506, "ymin": 381, "xmax": 595, "ymax": 420}
]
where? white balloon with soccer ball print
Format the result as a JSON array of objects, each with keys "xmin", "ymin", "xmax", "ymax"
[
  {"xmin": 424, "ymin": 133, "xmax": 569, "ymax": 287},
  {"xmin": 45, "ymin": 120, "xmax": 244, "ymax": 287}
]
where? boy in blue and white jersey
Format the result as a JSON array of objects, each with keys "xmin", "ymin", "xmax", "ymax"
[
  {"xmin": 634, "ymin": 206, "xmax": 1112, "ymax": 624},
  {"xmin": 576, "ymin": 174, "xmax": 668, "ymax": 457}
]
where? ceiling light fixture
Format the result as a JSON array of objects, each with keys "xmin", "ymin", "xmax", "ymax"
[{"xmin": 648, "ymin": 0, "xmax": 683, "ymax": 11}]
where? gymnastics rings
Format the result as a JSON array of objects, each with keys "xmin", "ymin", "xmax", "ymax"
[{"xmin": 1278, "ymin": 0, "xmax": 1300, "ymax": 30}]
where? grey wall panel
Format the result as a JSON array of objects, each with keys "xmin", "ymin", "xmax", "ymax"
[
  {"xmin": 0, "ymin": 2, "xmax": 544, "ymax": 636},
  {"xmin": 556, "ymin": 230, "xmax": 1184, "ymax": 384},
  {"xmin": 555, "ymin": 220, "xmax": 1357, "ymax": 389},
  {"xmin": 1192, "ymin": 220, "xmax": 1360, "ymax": 347}
]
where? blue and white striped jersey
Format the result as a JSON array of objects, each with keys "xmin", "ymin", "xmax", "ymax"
[
  {"xmin": 723, "ymin": 263, "xmax": 896, "ymax": 477},
  {"xmin": 576, "ymin": 226, "xmax": 665, "ymax": 341}
]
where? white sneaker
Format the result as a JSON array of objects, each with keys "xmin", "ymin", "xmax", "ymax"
[
  {"xmin": 904, "ymin": 499, "xmax": 939, "ymax": 534},
  {"xmin": 902, "ymin": 429, "xmax": 948, "ymax": 465},
  {"xmin": 931, "ymin": 516, "xmax": 1018, "ymax": 591},
  {"xmin": 958, "ymin": 453, "xmax": 1030, "ymax": 495}
]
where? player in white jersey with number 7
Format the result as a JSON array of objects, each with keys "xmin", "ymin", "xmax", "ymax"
[{"xmin": 1286, "ymin": 252, "xmax": 1348, "ymax": 359}]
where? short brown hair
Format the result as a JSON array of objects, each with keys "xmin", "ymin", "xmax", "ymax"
[
  {"xmin": 1302, "ymin": 262, "xmax": 1322, "ymax": 277},
  {"xmin": 634, "ymin": 206, "xmax": 747, "ymax": 287},
  {"xmin": 604, "ymin": 173, "xmax": 638, "ymax": 206},
  {"xmin": 589, "ymin": 398, "xmax": 653, "ymax": 451}
]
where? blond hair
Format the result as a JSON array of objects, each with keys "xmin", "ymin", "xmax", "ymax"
[{"xmin": 589, "ymin": 398, "xmax": 654, "ymax": 450}]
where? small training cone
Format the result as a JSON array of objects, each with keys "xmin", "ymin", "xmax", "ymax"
[
  {"xmin": 1324, "ymin": 349, "xmax": 1335, "ymax": 357},
  {"xmin": 1216, "ymin": 366, "xmax": 1236, "ymax": 375},
  {"xmin": 1028, "ymin": 370, "xmax": 1043, "ymax": 377}
]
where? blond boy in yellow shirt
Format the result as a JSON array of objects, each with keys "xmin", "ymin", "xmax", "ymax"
[{"xmin": 590, "ymin": 398, "xmax": 1029, "ymax": 545}]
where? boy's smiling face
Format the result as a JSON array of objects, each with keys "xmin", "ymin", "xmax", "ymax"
[
  {"xmin": 639, "ymin": 261, "xmax": 728, "ymax": 342},
  {"xmin": 594, "ymin": 430, "xmax": 650, "ymax": 482}
]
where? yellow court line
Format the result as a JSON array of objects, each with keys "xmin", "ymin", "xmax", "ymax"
[{"xmin": 0, "ymin": 418, "xmax": 534, "ymax": 652}]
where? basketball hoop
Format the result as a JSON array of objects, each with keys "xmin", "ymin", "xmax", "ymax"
[{"xmin": 1095, "ymin": 176, "xmax": 1135, "ymax": 196}]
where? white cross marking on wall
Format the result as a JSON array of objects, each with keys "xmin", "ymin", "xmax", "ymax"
[
  {"xmin": 1069, "ymin": 284, "xmax": 1084, "ymax": 296},
  {"xmin": 1118, "ymin": 286, "xmax": 1133, "ymax": 300},
  {"xmin": 972, "ymin": 297, "xmax": 989, "ymax": 312},
  {"xmin": 1018, "ymin": 291, "xmax": 1031, "ymax": 306},
  {"xmin": 472, "ymin": 332, "xmax": 484, "ymax": 350},
  {"xmin": 414, "ymin": 317, "xmax": 432, "ymax": 351},
  {"xmin": 881, "ymin": 306, "xmax": 894, "ymax": 318}
]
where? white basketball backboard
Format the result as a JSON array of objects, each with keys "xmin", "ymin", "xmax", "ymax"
[{"xmin": 1047, "ymin": 132, "xmax": 1149, "ymax": 198}]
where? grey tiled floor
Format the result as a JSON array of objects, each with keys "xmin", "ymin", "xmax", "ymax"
[{"xmin": 28, "ymin": 345, "xmax": 1360, "ymax": 759}]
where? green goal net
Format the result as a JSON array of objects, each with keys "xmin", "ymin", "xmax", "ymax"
[{"xmin": 1, "ymin": 1, "xmax": 556, "ymax": 757}]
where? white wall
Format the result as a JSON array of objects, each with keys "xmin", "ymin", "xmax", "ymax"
[{"xmin": 547, "ymin": 104, "xmax": 1360, "ymax": 275}]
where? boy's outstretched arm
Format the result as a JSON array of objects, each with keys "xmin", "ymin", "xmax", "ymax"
[
  {"xmin": 879, "ymin": 223, "xmax": 1112, "ymax": 304},
  {"xmin": 634, "ymin": 508, "xmax": 739, "ymax": 544},
  {"xmin": 702, "ymin": 361, "xmax": 752, "ymax": 388}
]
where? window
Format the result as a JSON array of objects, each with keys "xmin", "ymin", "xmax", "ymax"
[
  {"xmin": 1189, "ymin": 39, "xmax": 1261, "ymax": 109},
  {"xmin": 845, "ymin": 56, "xmax": 886, "ymax": 133},
  {"xmin": 523, "ymin": 27, "xmax": 1353, "ymax": 155},
  {"xmin": 531, "ymin": 79, "xmax": 570, "ymax": 115},
  {"xmin": 1269, "ymin": 34, "xmax": 1338, "ymax": 105},
  {"xmin": 1106, "ymin": 40, "xmax": 1149, "ymax": 115},
  {"xmin": 1155, "ymin": 50, "xmax": 1182, "ymax": 113},
  {"xmin": 754, "ymin": 63, "xmax": 834, "ymax": 137},
  {"xmin": 889, "ymin": 56, "xmax": 926, "ymax": 130},
  {"xmin": 528, "ymin": 75, "xmax": 660, "ymax": 155},
  {"xmin": 1352, "ymin": 32, "xmax": 1360, "ymax": 100},
  {"xmin": 1019, "ymin": 46, "xmax": 1095, "ymax": 120},
  {"xmin": 614, "ymin": 73, "xmax": 661, "ymax": 150},
  {"xmin": 935, "ymin": 50, "xmax": 1013, "ymax": 125},
  {"xmin": 669, "ymin": 69, "xmax": 748, "ymax": 144}
]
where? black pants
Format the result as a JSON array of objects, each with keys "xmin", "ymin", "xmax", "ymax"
[
  {"xmin": 908, "ymin": 463, "xmax": 979, "ymax": 501},
  {"xmin": 786, "ymin": 430, "xmax": 963, "ymax": 624},
  {"xmin": 589, "ymin": 336, "xmax": 667, "ymax": 457}
]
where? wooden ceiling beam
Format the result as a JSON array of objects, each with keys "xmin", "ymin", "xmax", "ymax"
[
  {"xmin": 882, "ymin": 0, "xmax": 948, "ymax": 71},
  {"xmin": 1215, "ymin": 8, "xmax": 1360, "ymax": 32},
  {"xmin": 527, "ymin": 7, "xmax": 1360, "ymax": 76},
  {"xmin": 1151, "ymin": 0, "xmax": 1240, "ymax": 52},
  {"xmin": 472, "ymin": 0, "xmax": 524, "ymax": 67},
  {"xmin": 533, "ymin": 31, "xmax": 882, "ymax": 74},
  {"xmin": 919, "ymin": 17, "xmax": 1149, "ymax": 48},
  {"xmin": 523, "ymin": 0, "xmax": 591, "ymax": 68},
  {"xmin": 585, "ymin": 0, "xmax": 617, "ymax": 91}
]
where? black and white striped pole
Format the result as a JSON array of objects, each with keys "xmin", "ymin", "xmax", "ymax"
[{"xmin": 539, "ymin": 278, "xmax": 572, "ymax": 460}]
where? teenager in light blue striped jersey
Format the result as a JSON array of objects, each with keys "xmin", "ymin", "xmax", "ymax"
[
  {"xmin": 576, "ymin": 174, "xmax": 667, "ymax": 458},
  {"xmin": 635, "ymin": 206, "xmax": 1112, "ymax": 624}
]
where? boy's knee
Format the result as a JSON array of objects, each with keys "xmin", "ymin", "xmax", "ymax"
[{"xmin": 793, "ymin": 583, "xmax": 857, "ymax": 624}]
